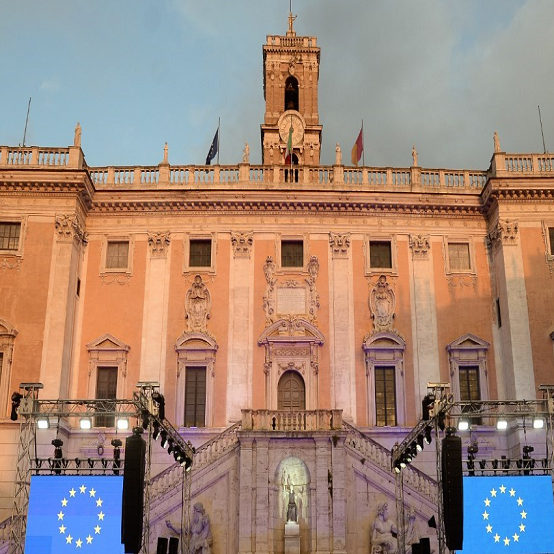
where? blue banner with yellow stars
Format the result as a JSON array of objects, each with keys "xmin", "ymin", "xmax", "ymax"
[
  {"xmin": 25, "ymin": 475, "xmax": 124, "ymax": 554},
  {"xmin": 460, "ymin": 476, "xmax": 554, "ymax": 553}
]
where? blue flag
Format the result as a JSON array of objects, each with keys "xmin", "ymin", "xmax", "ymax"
[
  {"xmin": 205, "ymin": 128, "xmax": 219, "ymax": 165},
  {"xmin": 460, "ymin": 476, "xmax": 554, "ymax": 554},
  {"xmin": 25, "ymin": 475, "xmax": 125, "ymax": 554}
]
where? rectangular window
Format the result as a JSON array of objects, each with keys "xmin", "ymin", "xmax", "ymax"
[
  {"xmin": 448, "ymin": 242, "xmax": 471, "ymax": 271},
  {"xmin": 0, "ymin": 222, "xmax": 21, "ymax": 251},
  {"xmin": 189, "ymin": 239, "xmax": 212, "ymax": 267},
  {"xmin": 184, "ymin": 366, "xmax": 206, "ymax": 427},
  {"xmin": 106, "ymin": 241, "xmax": 129, "ymax": 269},
  {"xmin": 370, "ymin": 241, "xmax": 392, "ymax": 269},
  {"xmin": 549, "ymin": 227, "xmax": 554, "ymax": 256},
  {"xmin": 459, "ymin": 366, "xmax": 481, "ymax": 425},
  {"xmin": 375, "ymin": 366, "xmax": 397, "ymax": 426},
  {"xmin": 281, "ymin": 240, "xmax": 304, "ymax": 268},
  {"xmin": 95, "ymin": 366, "xmax": 118, "ymax": 427}
]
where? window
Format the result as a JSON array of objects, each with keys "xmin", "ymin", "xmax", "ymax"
[
  {"xmin": 95, "ymin": 366, "xmax": 117, "ymax": 427},
  {"xmin": 370, "ymin": 241, "xmax": 392, "ymax": 269},
  {"xmin": 284, "ymin": 76, "xmax": 299, "ymax": 111},
  {"xmin": 278, "ymin": 371, "xmax": 306, "ymax": 410},
  {"xmin": 281, "ymin": 240, "xmax": 304, "ymax": 268},
  {"xmin": 459, "ymin": 365, "xmax": 482, "ymax": 425},
  {"xmin": 0, "ymin": 319, "xmax": 17, "ymax": 418},
  {"xmin": 549, "ymin": 227, "xmax": 554, "ymax": 256},
  {"xmin": 448, "ymin": 242, "xmax": 471, "ymax": 271},
  {"xmin": 0, "ymin": 222, "xmax": 21, "ymax": 251},
  {"xmin": 375, "ymin": 366, "xmax": 397, "ymax": 426},
  {"xmin": 106, "ymin": 241, "xmax": 129, "ymax": 269},
  {"xmin": 185, "ymin": 366, "xmax": 206, "ymax": 427},
  {"xmin": 189, "ymin": 239, "xmax": 212, "ymax": 267}
]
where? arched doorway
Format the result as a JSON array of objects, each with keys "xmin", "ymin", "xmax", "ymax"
[
  {"xmin": 278, "ymin": 370, "xmax": 306, "ymax": 410},
  {"xmin": 284, "ymin": 76, "xmax": 299, "ymax": 111}
]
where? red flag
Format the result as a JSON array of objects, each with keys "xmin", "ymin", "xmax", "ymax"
[{"xmin": 351, "ymin": 127, "xmax": 364, "ymax": 166}]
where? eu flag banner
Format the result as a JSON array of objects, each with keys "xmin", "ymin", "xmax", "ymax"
[
  {"xmin": 460, "ymin": 476, "xmax": 554, "ymax": 554},
  {"xmin": 25, "ymin": 475, "xmax": 124, "ymax": 554}
]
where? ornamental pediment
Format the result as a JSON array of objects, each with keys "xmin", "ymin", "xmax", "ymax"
[
  {"xmin": 447, "ymin": 333, "xmax": 489, "ymax": 351},
  {"xmin": 258, "ymin": 317, "xmax": 324, "ymax": 344},
  {"xmin": 86, "ymin": 333, "xmax": 130, "ymax": 352}
]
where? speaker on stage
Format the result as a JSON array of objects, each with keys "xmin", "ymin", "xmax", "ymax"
[
  {"xmin": 156, "ymin": 537, "xmax": 168, "ymax": 554},
  {"xmin": 442, "ymin": 433, "xmax": 463, "ymax": 550},
  {"xmin": 168, "ymin": 537, "xmax": 179, "ymax": 554},
  {"xmin": 121, "ymin": 430, "xmax": 146, "ymax": 554}
]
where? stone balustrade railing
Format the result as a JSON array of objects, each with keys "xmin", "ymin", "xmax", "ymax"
[
  {"xmin": 149, "ymin": 422, "xmax": 241, "ymax": 504},
  {"xmin": 342, "ymin": 421, "xmax": 438, "ymax": 504},
  {"xmin": 241, "ymin": 409, "xmax": 343, "ymax": 431},
  {"xmin": 3, "ymin": 145, "xmax": 553, "ymax": 193}
]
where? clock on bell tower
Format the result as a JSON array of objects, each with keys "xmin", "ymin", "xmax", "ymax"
[{"xmin": 260, "ymin": 13, "xmax": 322, "ymax": 167}]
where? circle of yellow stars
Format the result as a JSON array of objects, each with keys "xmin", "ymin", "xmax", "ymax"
[
  {"xmin": 57, "ymin": 484, "xmax": 105, "ymax": 548},
  {"xmin": 482, "ymin": 484, "xmax": 527, "ymax": 547}
]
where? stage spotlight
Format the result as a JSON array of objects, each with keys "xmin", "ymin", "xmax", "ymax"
[
  {"xmin": 160, "ymin": 430, "xmax": 169, "ymax": 448},
  {"xmin": 422, "ymin": 394, "xmax": 435, "ymax": 420},
  {"xmin": 184, "ymin": 456, "xmax": 192, "ymax": 472},
  {"xmin": 52, "ymin": 438, "xmax": 64, "ymax": 475},
  {"xmin": 167, "ymin": 439, "xmax": 175, "ymax": 454},
  {"xmin": 479, "ymin": 459, "xmax": 487, "ymax": 471},
  {"xmin": 458, "ymin": 419, "xmax": 469, "ymax": 431},
  {"xmin": 394, "ymin": 462, "xmax": 402, "ymax": 474},
  {"xmin": 400, "ymin": 456, "xmax": 407, "ymax": 469},
  {"xmin": 116, "ymin": 417, "xmax": 129, "ymax": 430},
  {"xmin": 111, "ymin": 438, "xmax": 122, "ymax": 475},
  {"xmin": 36, "ymin": 417, "xmax": 50, "ymax": 429},
  {"xmin": 496, "ymin": 418, "xmax": 508, "ymax": 430},
  {"xmin": 466, "ymin": 459, "xmax": 475, "ymax": 476},
  {"xmin": 141, "ymin": 410, "xmax": 150, "ymax": 430},
  {"xmin": 152, "ymin": 391, "xmax": 166, "ymax": 420},
  {"xmin": 437, "ymin": 412, "xmax": 446, "ymax": 431},
  {"xmin": 424, "ymin": 425, "xmax": 432, "ymax": 445},
  {"xmin": 152, "ymin": 421, "xmax": 160, "ymax": 440},
  {"xmin": 502, "ymin": 458, "xmax": 511, "ymax": 471},
  {"xmin": 533, "ymin": 417, "xmax": 544, "ymax": 429},
  {"xmin": 492, "ymin": 459, "xmax": 498, "ymax": 470},
  {"xmin": 10, "ymin": 392, "xmax": 23, "ymax": 421},
  {"xmin": 416, "ymin": 433, "xmax": 425, "ymax": 452},
  {"xmin": 405, "ymin": 450, "xmax": 413, "ymax": 464},
  {"xmin": 79, "ymin": 417, "xmax": 92, "ymax": 430}
]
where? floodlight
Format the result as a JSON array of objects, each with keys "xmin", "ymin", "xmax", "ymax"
[
  {"xmin": 116, "ymin": 417, "xmax": 129, "ymax": 430},
  {"xmin": 79, "ymin": 417, "xmax": 92, "ymax": 430},
  {"xmin": 160, "ymin": 430, "xmax": 169, "ymax": 448},
  {"xmin": 458, "ymin": 419, "xmax": 469, "ymax": 431},
  {"xmin": 533, "ymin": 417, "xmax": 544, "ymax": 429},
  {"xmin": 424, "ymin": 425, "xmax": 432, "ymax": 445},
  {"xmin": 36, "ymin": 417, "xmax": 50, "ymax": 429},
  {"xmin": 496, "ymin": 419, "xmax": 508, "ymax": 430},
  {"xmin": 416, "ymin": 433, "xmax": 425, "ymax": 452}
]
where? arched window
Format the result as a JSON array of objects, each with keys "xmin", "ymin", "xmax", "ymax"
[
  {"xmin": 278, "ymin": 371, "xmax": 306, "ymax": 410},
  {"xmin": 284, "ymin": 76, "xmax": 299, "ymax": 111}
]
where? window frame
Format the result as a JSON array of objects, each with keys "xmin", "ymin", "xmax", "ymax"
[
  {"xmin": 0, "ymin": 319, "xmax": 17, "ymax": 418},
  {"xmin": 542, "ymin": 222, "xmax": 554, "ymax": 261},
  {"xmin": 374, "ymin": 365, "xmax": 397, "ymax": 427},
  {"xmin": 0, "ymin": 218, "xmax": 25, "ymax": 257},
  {"xmin": 100, "ymin": 235, "xmax": 134, "ymax": 275},
  {"xmin": 184, "ymin": 366, "xmax": 207, "ymax": 428},
  {"xmin": 184, "ymin": 233, "xmax": 216, "ymax": 274},
  {"xmin": 276, "ymin": 234, "xmax": 308, "ymax": 272},
  {"xmin": 364, "ymin": 235, "xmax": 397, "ymax": 275},
  {"xmin": 444, "ymin": 236, "xmax": 476, "ymax": 275},
  {"xmin": 95, "ymin": 366, "xmax": 118, "ymax": 428}
]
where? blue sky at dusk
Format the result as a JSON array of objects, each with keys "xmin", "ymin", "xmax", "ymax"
[{"xmin": 1, "ymin": 0, "xmax": 553, "ymax": 169}]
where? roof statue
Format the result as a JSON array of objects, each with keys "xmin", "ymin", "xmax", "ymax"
[
  {"xmin": 494, "ymin": 131, "xmax": 501, "ymax": 153},
  {"xmin": 287, "ymin": 12, "xmax": 297, "ymax": 36},
  {"xmin": 412, "ymin": 145, "xmax": 418, "ymax": 167}
]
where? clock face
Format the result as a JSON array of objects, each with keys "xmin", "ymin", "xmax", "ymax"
[{"xmin": 279, "ymin": 113, "xmax": 304, "ymax": 145}]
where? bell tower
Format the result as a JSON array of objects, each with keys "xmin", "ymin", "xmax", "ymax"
[{"xmin": 261, "ymin": 13, "xmax": 322, "ymax": 166}]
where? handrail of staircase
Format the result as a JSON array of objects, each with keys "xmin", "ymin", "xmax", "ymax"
[{"xmin": 342, "ymin": 420, "xmax": 437, "ymax": 503}]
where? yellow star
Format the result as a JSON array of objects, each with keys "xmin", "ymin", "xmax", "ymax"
[
  {"xmin": 76, "ymin": 538, "xmax": 83, "ymax": 548},
  {"xmin": 517, "ymin": 497, "xmax": 523, "ymax": 506},
  {"xmin": 519, "ymin": 524, "xmax": 526, "ymax": 532},
  {"xmin": 57, "ymin": 511, "xmax": 64, "ymax": 521},
  {"xmin": 499, "ymin": 485, "xmax": 506, "ymax": 494},
  {"xmin": 61, "ymin": 498, "xmax": 68, "ymax": 507},
  {"xmin": 484, "ymin": 498, "xmax": 491, "ymax": 507},
  {"xmin": 490, "ymin": 489, "xmax": 497, "ymax": 497},
  {"xmin": 98, "ymin": 511, "xmax": 105, "ymax": 521},
  {"xmin": 494, "ymin": 534, "xmax": 500, "ymax": 543},
  {"xmin": 504, "ymin": 537, "xmax": 510, "ymax": 546},
  {"xmin": 86, "ymin": 535, "xmax": 93, "ymax": 544},
  {"xmin": 79, "ymin": 485, "xmax": 87, "ymax": 494},
  {"xmin": 59, "ymin": 525, "xmax": 66, "ymax": 534},
  {"xmin": 486, "ymin": 524, "xmax": 493, "ymax": 533},
  {"xmin": 96, "ymin": 498, "xmax": 103, "ymax": 507},
  {"xmin": 69, "ymin": 488, "xmax": 76, "ymax": 497},
  {"xmin": 509, "ymin": 488, "xmax": 516, "ymax": 497},
  {"xmin": 482, "ymin": 511, "xmax": 489, "ymax": 520},
  {"xmin": 89, "ymin": 488, "xmax": 96, "ymax": 497},
  {"xmin": 520, "ymin": 510, "xmax": 527, "ymax": 519},
  {"xmin": 512, "ymin": 533, "xmax": 519, "ymax": 542},
  {"xmin": 66, "ymin": 535, "xmax": 73, "ymax": 544},
  {"xmin": 94, "ymin": 525, "xmax": 101, "ymax": 535}
]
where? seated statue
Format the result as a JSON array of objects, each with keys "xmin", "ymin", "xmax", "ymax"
[
  {"xmin": 371, "ymin": 502, "xmax": 397, "ymax": 554},
  {"xmin": 188, "ymin": 502, "xmax": 212, "ymax": 554},
  {"xmin": 286, "ymin": 488, "xmax": 298, "ymax": 523}
]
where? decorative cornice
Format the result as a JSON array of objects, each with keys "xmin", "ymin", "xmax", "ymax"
[
  {"xmin": 230, "ymin": 231, "xmax": 253, "ymax": 259},
  {"xmin": 329, "ymin": 232, "xmax": 350, "ymax": 258},
  {"xmin": 488, "ymin": 218, "xmax": 519, "ymax": 248},
  {"xmin": 409, "ymin": 234, "xmax": 430, "ymax": 259},
  {"xmin": 147, "ymin": 230, "xmax": 170, "ymax": 258},
  {"xmin": 55, "ymin": 214, "xmax": 88, "ymax": 245}
]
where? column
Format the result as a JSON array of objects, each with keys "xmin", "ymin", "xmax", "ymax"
[
  {"xmin": 238, "ymin": 435, "xmax": 255, "ymax": 554},
  {"xmin": 314, "ymin": 436, "xmax": 331, "ymax": 553}
]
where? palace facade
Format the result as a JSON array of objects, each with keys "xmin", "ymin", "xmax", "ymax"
[{"xmin": 1, "ymin": 14, "xmax": 554, "ymax": 554}]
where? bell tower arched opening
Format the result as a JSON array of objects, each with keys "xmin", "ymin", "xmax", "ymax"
[
  {"xmin": 278, "ymin": 370, "xmax": 306, "ymax": 410},
  {"xmin": 285, "ymin": 76, "xmax": 299, "ymax": 111}
]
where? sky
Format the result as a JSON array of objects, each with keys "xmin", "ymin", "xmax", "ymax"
[{"xmin": 1, "ymin": 0, "xmax": 554, "ymax": 170}]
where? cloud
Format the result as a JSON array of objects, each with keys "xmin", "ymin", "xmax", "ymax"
[{"xmin": 40, "ymin": 79, "xmax": 60, "ymax": 93}]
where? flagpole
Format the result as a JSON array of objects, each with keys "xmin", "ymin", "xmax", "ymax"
[
  {"xmin": 290, "ymin": 114, "xmax": 293, "ymax": 178},
  {"xmin": 217, "ymin": 117, "xmax": 220, "ymax": 165},
  {"xmin": 361, "ymin": 119, "xmax": 365, "ymax": 167}
]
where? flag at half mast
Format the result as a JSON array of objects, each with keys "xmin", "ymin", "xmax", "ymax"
[
  {"xmin": 206, "ymin": 127, "xmax": 219, "ymax": 165},
  {"xmin": 285, "ymin": 118, "xmax": 293, "ymax": 162},
  {"xmin": 351, "ymin": 125, "xmax": 364, "ymax": 166}
]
